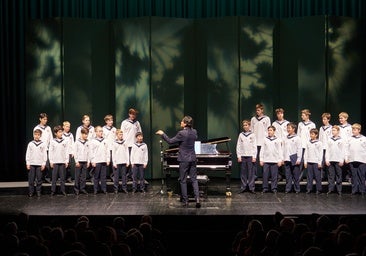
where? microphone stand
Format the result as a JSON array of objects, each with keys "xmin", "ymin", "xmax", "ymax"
[{"xmin": 158, "ymin": 140, "xmax": 165, "ymax": 195}]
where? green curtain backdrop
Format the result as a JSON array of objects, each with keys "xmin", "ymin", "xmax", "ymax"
[{"xmin": 1, "ymin": 0, "xmax": 365, "ymax": 181}]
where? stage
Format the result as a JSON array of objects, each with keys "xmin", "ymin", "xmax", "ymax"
[
  {"xmin": 1, "ymin": 178, "xmax": 365, "ymax": 256},
  {"xmin": 0, "ymin": 178, "xmax": 365, "ymax": 216}
]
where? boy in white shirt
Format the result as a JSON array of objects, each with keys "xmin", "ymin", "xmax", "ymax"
[
  {"xmin": 251, "ymin": 104, "xmax": 271, "ymax": 181},
  {"xmin": 73, "ymin": 127, "xmax": 90, "ymax": 195},
  {"xmin": 130, "ymin": 132, "xmax": 148, "ymax": 193},
  {"xmin": 121, "ymin": 108, "xmax": 142, "ymax": 180},
  {"xmin": 62, "ymin": 121, "xmax": 74, "ymax": 183},
  {"xmin": 25, "ymin": 129, "xmax": 48, "ymax": 197},
  {"xmin": 282, "ymin": 122, "xmax": 302, "ymax": 193},
  {"xmin": 103, "ymin": 114, "xmax": 117, "ymax": 182},
  {"xmin": 75, "ymin": 114, "xmax": 95, "ymax": 182},
  {"xmin": 319, "ymin": 113, "xmax": 332, "ymax": 181},
  {"xmin": 33, "ymin": 113, "xmax": 53, "ymax": 183},
  {"xmin": 304, "ymin": 128, "xmax": 323, "ymax": 194},
  {"xmin": 112, "ymin": 129, "xmax": 130, "ymax": 193},
  {"xmin": 236, "ymin": 119, "xmax": 257, "ymax": 194},
  {"xmin": 338, "ymin": 112, "xmax": 352, "ymax": 139},
  {"xmin": 338, "ymin": 112, "xmax": 352, "ymax": 182},
  {"xmin": 325, "ymin": 125, "xmax": 345, "ymax": 195},
  {"xmin": 298, "ymin": 109, "xmax": 316, "ymax": 148},
  {"xmin": 272, "ymin": 108, "xmax": 289, "ymax": 182},
  {"xmin": 297, "ymin": 109, "xmax": 316, "ymax": 180},
  {"xmin": 49, "ymin": 125, "xmax": 70, "ymax": 196},
  {"xmin": 75, "ymin": 114, "xmax": 95, "ymax": 141},
  {"xmin": 345, "ymin": 123, "xmax": 366, "ymax": 195},
  {"xmin": 89, "ymin": 126, "xmax": 110, "ymax": 194},
  {"xmin": 260, "ymin": 126, "xmax": 283, "ymax": 193}
]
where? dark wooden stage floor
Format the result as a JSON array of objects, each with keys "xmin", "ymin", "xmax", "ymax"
[
  {"xmin": 1, "ymin": 178, "xmax": 365, "ymax": 255},
  {"xmin": 1, "ymin": 178, "xmax": 365, "ymax": 216}
]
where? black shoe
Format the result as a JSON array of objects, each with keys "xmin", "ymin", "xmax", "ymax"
[
  {"xmin": 66, "ymin": 178, "xmax": 73, "ymax": 183},
  {"xmin": 36, "ymin": 191, "xmax": 41, "ymax": 197},
  {"xmin": 51, "ymin": 192, "xmax": 55, "ymax": 196},
  {"xmin": 272, "ymin": 190, "xmax": 277, "ymax": 194},
  {"xmin": 80, "ymin": 190, "xmax": 88, "ymax": 194},
  {"xmin": 132, "ymin": 189, "xmax": 136, "ymax": 193},
  {"xmin": 61, "ymin": 192, "xmax": 67, "ymax": 196},
  {"xmin": 285, "ymin": 191, "xmax": 290, "ymax": 194},
  {"xmin": 75, "ymin": 191, "xmax": 80, "ymax": 195},
  {"xmin": 316, "ymin": 191, "xmax": 322, "ymax": 195},
  {"xmin": 140, "ymin": 189, "xmax": 146, "ymax": 193},
  {"xmin": 262, "ymin": 190, "xmax": 268, "ymax": 194},
  {"xmin": 306, "ymin": 190, "xmax": 311, "ymax": 194},
  {"xmin": 338, "ymin": 192, "xmax": 342, "ymax": 196},
  {"xmin": 249, "ymin": 190, "xmax": 256, "ymax": 194},
  {"xmin": 45, "ymin": 177, "xmax": 51, "ymax": 183},
  {"xmin": 28, "ymin": 193, "xmax": 33, "ymax": 197},
  {"xmin": 103, "ymin": 191, "xmax": 107, "ymax": 194},
  {"xmin": 93, "ymin": 191, "xmax": 98, "ymax": 195},
  {"xmin": 238, "ymin": 189, "xmax": 246, "ymax": 194},
  {"xmin": 122, "ymin": 189, "xmax": 128, "ymax": 194},
  {"xmin": 326, "ymin": 191, "xmax": 333, "ymax": 195},
  {"xmin": 295, "ymin": 191, "xmax": 300, "ymax": 194}
]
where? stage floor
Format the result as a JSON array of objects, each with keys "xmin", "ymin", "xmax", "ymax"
[
  {"xmin": 0, "ymin": 178, "xmax": 365, "ymax": 217},
  {"xmin": 1, "ymin": 178, "xmax": 365, "ymax": 256}
]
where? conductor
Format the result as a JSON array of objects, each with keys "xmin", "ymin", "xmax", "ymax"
[{"xmin": 156, "ymin": 116, "xmax": 201, "ymax": 208}]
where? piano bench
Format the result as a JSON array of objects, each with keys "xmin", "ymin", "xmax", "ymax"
[{"xmin": 187, "ymin": 175, "xmax": 209, "ymax": 198}]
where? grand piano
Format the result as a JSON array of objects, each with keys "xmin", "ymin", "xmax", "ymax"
[{"xmin": 162, "ymin": 137, "xmax": 232, "ymax": 196}]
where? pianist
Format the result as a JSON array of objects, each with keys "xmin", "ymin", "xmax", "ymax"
[{"xmin": 156, "ymin": 115, "xmax": 201, "ymax": 208}]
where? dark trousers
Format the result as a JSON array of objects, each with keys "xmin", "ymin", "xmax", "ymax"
[
  {"xmin": 114, "ymin": 163, "xmax": 128, "ymax": 191},
  {"xmin": 327, "ymin": 162, "xmax": 342, "ymax": 193},
  {"xmin": 51, "ymin": 163, "xmax": 66, "ymax": 193},
  {"xmin": 321, "ymin": 149, "xmax": 328, "ymax": 181},
  {"xmin": 107, "ymin": 150, "xmax": 113, "ymax": 180},
  {"xmin": 349, "ymin": 162, "xmax": 366, "ymax": 194},
  {"xmin": 284, "ymin": 161, "xmax": 301, "ymax": 192},
  {"xmin": 43, "ymin": 151, "xmax": 51, "ymax": 181},
  {"xmin": 240, "ymin": 156, "xmax": 255, "ymax": 191},
  {"xmin": 66, "ymin": 155, "xmax": 75, "ymax": 181},
  {"xmin": 306, "ymin": 163, "xmax": 322, "ymax": 192},
  {"xmin": 299, "ymin": 148, "xmax": 305, "ymax": 180},
  {"xmin": 127, "ymin": 147, "xmax": 132, "ymax": 178},
  {"xmin": 132, "ymin": 164, "xmax": 145, "ymax": 191},
  {"xmin": 74, "ymin": 162, "xmax": 87, "ymax": 192},
  {"xmin": 179, "ymin": 161, "xmax": 199, "ymax": 203},
  {"xmin": 28, "ymin": 165, "xmax": 43, "ymax": 194},
  {"xmin": 262, "ymin": 163, "xmax": 278, "ymax": 192},
  {"xmin": 254, "ymin": 146, "xmax": 262, "ymax": 179},
  {"xmin": 93, "ymin": 162, "xmax": 107, "ymax": 193}
]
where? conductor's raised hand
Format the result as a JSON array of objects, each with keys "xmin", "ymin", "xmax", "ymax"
[{"xmin": 155, "ymin": 130, "xmax": 164, "ymax": 135}]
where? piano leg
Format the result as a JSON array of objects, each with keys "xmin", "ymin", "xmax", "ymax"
[
  {"xmin": 225, "ymin": 170, "xmax": 232, "ymax": 197},
  {"xmin": 165, "ymin": 171, "xmax": 173, "ymax": 196}
]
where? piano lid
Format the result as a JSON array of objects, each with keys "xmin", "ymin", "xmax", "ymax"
[
  {"xmin": 201, "ymin": 136, "xmax": 231, "ymax": 144},
  {"xmin": 164, "ymin": 136, "xmax": 231, "ymax": 153}
]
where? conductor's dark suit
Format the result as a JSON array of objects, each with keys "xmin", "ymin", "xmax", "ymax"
[{"xmin": 162, "ymin": 127, "xmax": 200, "ymax": 204}]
